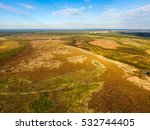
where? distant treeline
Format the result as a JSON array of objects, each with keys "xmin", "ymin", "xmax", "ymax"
[{"xmin": 120, "ymin": 32, "xmax": 150, "ymax": 38}]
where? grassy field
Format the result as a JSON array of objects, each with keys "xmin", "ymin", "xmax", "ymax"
[
  {"xmin": 0, "ymin": 32, "xmax": 150, "ymax": 113},
  {"xmin": 0, "ymin": 37, "xmax": 28, "ymax": 61},
  {"xmin": 63, "ymin": 34, "xmax": 150, "ymax": 69}
]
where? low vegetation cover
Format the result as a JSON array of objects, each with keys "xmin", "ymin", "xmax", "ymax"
[
  {"xmin": 0, "ymin": 31, "xmax": 150, "ymax": 112},
  {"xmin": 0, "ymin": 38, "xmax": 28, "ymax": 61}
]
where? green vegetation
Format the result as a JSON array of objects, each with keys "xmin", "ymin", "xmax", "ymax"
[
  {"xmin": 0, "ymin": 59, "xmax": 104, "ymax": 112},
  {"xmin": 63, "ymin": 34, "xmax": 150, "ymax": 69},
  {"xmin": 21, "ymin": 61, "xmax": 103, "ymax": 112},
  {"xmin": 0, "ymin": 40, "xmax": 28, "ymax": 61},
  {"xmin": 0, "ymin": 76, "xmax": 32, "ymax": 93},
  {"xmin": 29, "ymin": 92, "xmax": 54, "ymax": 113}
]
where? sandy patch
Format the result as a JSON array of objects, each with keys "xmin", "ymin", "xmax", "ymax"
[
  {"xmin": 89, "ymin": 31, "xmax": 109, "ymax": 34},
  {"xmin": 92, "ymin": 60, "xmax": 105, "ymax": 69},
  {"xmin": 67, "ymin": 55, "xmax": 87, "ymax": 64},
  {"xmin": 14, "ymin": 60, "xmax": 62, "ymax": 73},
  {"xmin": 0, "ymin": 50, "xmax": 62, "ymax": 73},
  {"xmin": 90, "ymin": 39, "xmax": 119, "ymax": 49},
  {"xmin": 52, "ymin": 47, "xmax": 72, "ymax": 55},
  {"xmin": 128, "ymin": 76, "xmax": 150, "ymax": 90}
]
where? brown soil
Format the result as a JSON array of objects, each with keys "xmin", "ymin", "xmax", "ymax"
[
  {"xmin": 88, "ymin": 57, "xmax": 150, "ymax": 113},
  {"xmin": 90, "ymin": 39, "xmax": 120, "ymax": 49}
]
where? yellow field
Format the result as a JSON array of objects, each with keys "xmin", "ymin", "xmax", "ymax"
[{"xmin": 0, "ymin": 41, "xmax": 20, "ymax": 52}]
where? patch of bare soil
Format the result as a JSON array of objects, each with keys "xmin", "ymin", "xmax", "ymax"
[
  {"xmin": 67, "ymin": 55, "xmax": 87, "ymax": 64},
  {"xmin": 53, "ymin": 47, "xmax": 72, "ymax": 55},
  {"xmin": 90, "ymin": 39, "xmax": 120, "ymax": 49}
]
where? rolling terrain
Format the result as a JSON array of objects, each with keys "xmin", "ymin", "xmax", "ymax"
[{"xmin": 0, "ymin": 31, "xmax": 150, "ymax": 112}]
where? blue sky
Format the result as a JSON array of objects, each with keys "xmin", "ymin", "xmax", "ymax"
[{"xmin": 0, "ymin": 0, "xmax": 150, "ymax": 29}]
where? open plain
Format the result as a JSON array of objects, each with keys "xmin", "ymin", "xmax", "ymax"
[{"xmin": 0, "ymin": 31, "xmax": 150, "ymax": 112}]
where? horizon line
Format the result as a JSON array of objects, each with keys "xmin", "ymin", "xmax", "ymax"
[{"xmin": 0, "ymin": 28, "xmax": 150, "ymax": 30}]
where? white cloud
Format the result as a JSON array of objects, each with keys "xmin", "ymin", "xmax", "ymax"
[
  {"xmin": 100, "ymin": 4, "xmax": 150, "ymax": 20},
  {"xmin": 19, "ymin": 3, "xmax": 36, "ymax": 10},
  {"xmin": 97, "ymin": 4, "xmax": 150, "ymax": 29},
  {"xmin": 126, "ymin": 4, "xmax": 150, "ymax": 17},
  {"xmin": 99, "ymin": 8, "xmax": 120, "ymax": 19},
  {"xmin": 52, "ymin": 7, "xmax": 83, "ymax": 17},
  {"xmin": 0, "ymin": 2, "xmax": 25, "ymax": 14}
]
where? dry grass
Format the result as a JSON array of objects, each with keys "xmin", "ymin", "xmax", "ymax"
[
  {"xmin": 0, "ymin": 39, "xmax": 104, "ymax": 79},
  {"xmin": 89, "ymin": 55, "xmax": 150, "ymax": 112},
  {"xmin": 14, "ymin": 34, "xmax": 67, "ymax": 40},
  {"xmin": 90, "ymin": 39, "xmax": 120, "ymax": 49},
  {"xmin": 0, "ymin": 37, "xmax": 7, "ymax": 41},
  {"xmin": 120, "ymin": 38, "xmax": 142, "ymax": 47},
  {"xmin": 133, "ymin": 39, "xmax": 150, "ymax": 44},
  {"xmin": 0, "ymin": 38, "xmax": 106, "ymax": 112},
  {"xmin": 1, "ymin": 33, "xmax": 150, "ymax": 113},
  {"xmin": 146, "ymin": 49, "xmax": 150, "ymax": 54},
  {"xmin": 0, "ymin": 41, "xmax": 20, "ymax": 52}
]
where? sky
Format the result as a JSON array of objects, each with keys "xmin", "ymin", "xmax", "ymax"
[{"xmin": 0, "ymin": 0, "xmax": 150, "ymax": 29}]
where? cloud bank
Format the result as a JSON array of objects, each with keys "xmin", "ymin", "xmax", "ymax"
[
  {"xmin": 52, "ymin": 7, "xmax": 83, "ymax": 17},
  {"xmin": 19, "ymin": 3, "xmax": 36, "ymax": 10}
]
